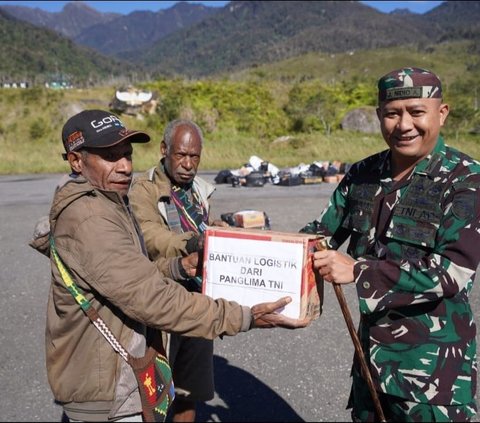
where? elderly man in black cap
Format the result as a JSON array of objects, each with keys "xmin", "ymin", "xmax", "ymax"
[
  {"xmin": 29, "ymin": 109, "xmax": 311, "ymax": 422},
  {"xmin": 300, "ymin": 67, "xmax": 480, "ymax": 422}
]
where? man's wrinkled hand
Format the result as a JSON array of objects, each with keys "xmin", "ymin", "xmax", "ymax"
[
  {"xmin": 212, "ymin": 219, "xmax": 230, "ymax": 228},
  {"xmin": 250, "ymin": 296, "xmax": 311, "ymax": 329},
  {"xmin": 180, "ymin": 252, "xmax": 199, "ymax": 278},
  {"xmin": 197, "ymin": 233, "xmax": 205, "ymax": 251}
]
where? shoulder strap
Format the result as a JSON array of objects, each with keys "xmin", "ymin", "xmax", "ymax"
[
  {"xmin": 50, "ymin": 237, "xmax": 175, "ymax": 422},
  {"xmin": 49, "ymin": 237, "xmax": 130, "ymax": 362},
  {"xmin": 165, "ymin": 200, "xmax": 183, "ymax": 234},
  {"xmin": 147, "ymin": 166, "xmax": 183, "ymax": 234},
  {"xmin": 147, "ymin": 166, "xmax": 156, "ymax": 182}
]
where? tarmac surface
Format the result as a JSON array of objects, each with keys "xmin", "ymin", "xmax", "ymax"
[{"xmin": 1, "ymin": 171, "xmax": 479, "ymax": 422}]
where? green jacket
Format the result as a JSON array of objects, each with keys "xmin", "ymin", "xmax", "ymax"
[{"xmin": 301, "ymin": 136, "xmax": 480, "ymax": 405}]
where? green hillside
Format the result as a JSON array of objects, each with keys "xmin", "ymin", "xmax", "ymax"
[
  {"xmin": 2, "ymin": 1, "xmax": 479, "ymax": 84},
  {"xmin": 1, "ymin": 40, "xmax": 479, "ymax": 175},
  {"xmin": 136, "ymin": 0, "xmax": 480, "ymax": 78},
  {"xmin": 0, "ymin": 10, "xmax": 137, "ymax": 85},
  {"xmin": 227, "ymin": 41, "xmax": 479, "ymax": 87},
  {"xmin": 136, "ymin": 0, "xmax": 431, "ymax": 77}
]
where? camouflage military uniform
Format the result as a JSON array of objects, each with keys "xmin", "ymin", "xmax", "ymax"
[{"xmin": 301, "ymin": 136, "xmax": 480, "ymax": 421}]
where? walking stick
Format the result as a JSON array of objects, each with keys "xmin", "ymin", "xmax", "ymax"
[{"xmin": 316, "ymin": 240, "xmax": 386, "ymax": 422}]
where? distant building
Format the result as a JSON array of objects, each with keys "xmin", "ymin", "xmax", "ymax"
[
  {"xmin": 45, "ymin": 80, "xmax": 73, "ymax": 89},
  {"xmin": 44, "ymin": 73, "xmax": 74, "ymax": 89},
  {"xmin": 109, "ymin": 86, "xmax": 158, "ymax": 116},
  {"xmin": 2, "ymin": 81, "xmax": 29, "ymax": 88}
]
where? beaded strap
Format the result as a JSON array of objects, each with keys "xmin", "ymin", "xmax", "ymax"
[{"xmin": 49, "ymin": 237, "xmax": 130, "ymax": 362}]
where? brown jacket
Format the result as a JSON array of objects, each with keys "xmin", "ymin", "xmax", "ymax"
[
  {"xmin": 129, "ymin": 162, "xmax": 216, "ymax": 261},
  {"xmin": 29, "ymin": 175, "xmax": 250, "ymax": 421}
]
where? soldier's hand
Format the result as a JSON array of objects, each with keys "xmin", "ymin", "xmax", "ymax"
[
  {"xmin": 313, "ymin": 249, "xmax": 356, "ymax": 284},
  {"xmin": 180, "ymin": 252, "xmax": 199, "ymax": 278},
  {"xmin": 250, "ymin": 296, "xmax": 311, "ymax": 329}
]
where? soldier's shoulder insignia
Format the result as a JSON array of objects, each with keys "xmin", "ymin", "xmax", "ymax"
[{"xmin": 452, "ymin": 191, "xmax": 476, "ymax": 221}]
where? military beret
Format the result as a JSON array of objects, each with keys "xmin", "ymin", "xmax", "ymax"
[{"xmin": 378, "ymin": 67, "xmax": 442, "ymax": 103}]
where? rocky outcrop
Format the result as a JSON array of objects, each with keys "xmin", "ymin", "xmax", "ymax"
[{"xmin": 341, "ymin": 106, "xmax": 380, "ymax": 134}]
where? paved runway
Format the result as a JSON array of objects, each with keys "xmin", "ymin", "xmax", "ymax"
[{"xmin": 1, "ymin": 172, "xmax": 478, "ymax": 422}]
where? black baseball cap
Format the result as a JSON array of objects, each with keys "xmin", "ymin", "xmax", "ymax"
[{"xmin": 61, "ymin": 109, "xmax": 150, "ymax": 160}]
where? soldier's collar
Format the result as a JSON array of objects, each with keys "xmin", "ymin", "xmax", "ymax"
[{"xmin": 413, "ymin": 136, "xmax": 445, "ymax": 178}]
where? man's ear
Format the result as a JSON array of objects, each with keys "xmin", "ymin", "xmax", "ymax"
[
  {"xmin": 160, "ymin": 140, "xmax": 167, "ymax": 157},
  {"xmin": 67, "ymin": 151, "xmax": 84, "ymax": 174}
]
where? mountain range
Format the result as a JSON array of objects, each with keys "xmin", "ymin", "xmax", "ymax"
[
  {"xmin": 0, "ymin": 7, "xmax": 138, "ymax": 83},
  {"xmin": 1, "ymin": 0, "xmax": 479, "ymax": 82}
]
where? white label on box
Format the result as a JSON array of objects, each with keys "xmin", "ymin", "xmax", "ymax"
[{"xmin": 204, "ymin": 236, "xmax": 305, "ymax": 318}]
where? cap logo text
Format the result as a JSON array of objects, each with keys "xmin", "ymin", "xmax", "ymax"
[
  {"xmin": 386, "ymin": 87, "xmax": 422, "ymax": 100},
  {"xmin": 91, "ymin": 115, "xmax": 124, "ymax": 130}
]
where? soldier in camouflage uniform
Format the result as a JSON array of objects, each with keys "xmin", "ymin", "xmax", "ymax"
[{"xmin": 300, "ymin": 67, "xmax": 479, "ymax": 422}]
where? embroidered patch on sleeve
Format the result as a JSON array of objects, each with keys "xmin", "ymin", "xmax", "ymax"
[{"xmin": 452, "ymin": 192, "xmax": 476, "ymax": 221}]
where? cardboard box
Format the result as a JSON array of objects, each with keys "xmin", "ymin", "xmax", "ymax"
[
  {"xmin": 323, "ymin": 175, "xmax": 338, "ymax": 183},
  {"xmin": 202, "ymin": 227, "xmax": 324, "ymax": 320},
  {"xmin": 301, "ymin": 176, "xmax": 323, "ymax": 185},
  {"xmin": 232, "ymin": 210, "xmax": 266, "ymax": 229}
]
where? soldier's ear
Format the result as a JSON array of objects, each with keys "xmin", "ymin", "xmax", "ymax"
[{"xmin": 439, "ymin": 103, "xmax": 449, "ymax": 127}]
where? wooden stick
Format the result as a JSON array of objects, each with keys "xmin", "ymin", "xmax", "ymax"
[
  {"xmin": 332, "ymin": 283, "xmax": 386, "ymax": 422},
  {"xmin": 315, "ymin": 239, "xmax": 386, "ymax": 422}
]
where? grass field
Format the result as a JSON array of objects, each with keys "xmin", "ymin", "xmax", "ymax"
[{"xmin": 1, "ymin": 41, "xmax": 479, "ymax": 175}]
